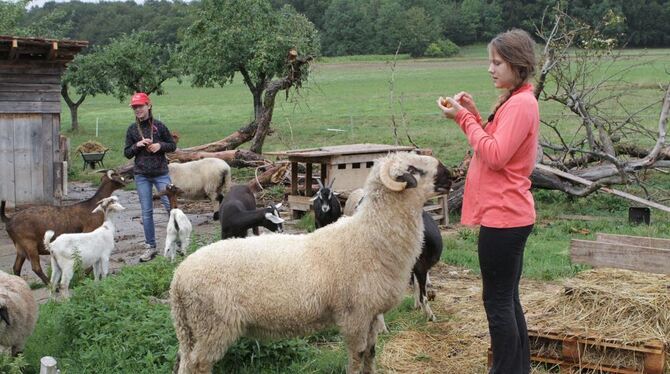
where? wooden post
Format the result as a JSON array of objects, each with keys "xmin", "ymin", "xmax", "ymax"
[
  {"xmin": 39, "ymin": 356, "xmax": 58, "ymax": 374},
  {"xmin": 305, "ymin": 162, "xmax": 313, "ymax": 197},
  {"xmin": 291, "ymin": 161, "xmax": 298, "ymax": 195},
  {"xmin": 321, "ymin": 162, "xmax": 327, "ymax": 184},
  {"xmin": 440, "ymin": 194, "xmax": 449, "ymax": 226}
]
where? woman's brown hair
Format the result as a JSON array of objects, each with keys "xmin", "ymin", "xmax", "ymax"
[{"xmin": 487, "ymin": 29, "xmax": 537, "ymax": 123}]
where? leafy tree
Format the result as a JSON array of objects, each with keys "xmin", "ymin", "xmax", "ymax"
[
  {"xmin": 61, "ymin": 31, "xmax": 179, "ymax": 132},
  {"xmin": 180, "ymin": 0, "xmax": 320, "ymax": 153},
  {"xmin": 270, "ymin": 0, "xmax": 331, "ymax": 31},
  {"xmin": 375, "ymin": 0, "xmax": 406, "ymax": 53},
  {"xmin": 0, "ymin": 0, "xmax": 29, "ymax": 35},
  {"xmin": 0, "ymin": 0, "xmax": 71, "ymax": 38},
  {"xmin": 99, "ymin": 31, "xmax": 180, "ymax": 99},
  {"xmin": 399, "ymin": 6, "xmax": 436, "ymax": 57},
  {"xmin": 322, "ymin": 0, "xmax": 373, "ymax": 56},
  {"xmin": 61, "ymin": 51, "xmax": 114, "ymax": 132}
]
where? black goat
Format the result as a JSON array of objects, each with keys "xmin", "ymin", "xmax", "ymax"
[
  {"xmin": 217, "ymin": 185, "xmax": 284, "ymax": 240},
  {"xmin": 412, "ymin": 211, "xmax": 443, "ymax": 321},
  {"xmin": 311, "ymin": 178, "xmax": 342, "ymax": 229}
]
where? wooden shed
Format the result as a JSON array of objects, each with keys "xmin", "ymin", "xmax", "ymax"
[
  {"xmin": 0, "ymin": 35, "xmax": 88, "ymax": 206},
  {"xmin": 267, "ymin": 144, "xmax": 449, "ymax": 225}
]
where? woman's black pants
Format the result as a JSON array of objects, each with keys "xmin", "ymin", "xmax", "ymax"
[{"xmin": 478, "ymin": 224, "xmax": 533, "ymax": 374}]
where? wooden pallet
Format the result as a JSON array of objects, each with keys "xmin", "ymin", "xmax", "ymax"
[{"xmin": 487, "ymin": 329, "xmax": 666, "ymax": 374}]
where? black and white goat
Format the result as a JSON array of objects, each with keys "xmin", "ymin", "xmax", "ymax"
[
  {"xmin": 412, "ymin": 211, "xmax": 443, "ymax": 321},
  {"xmin": 311, "ymin": 178, "xmax": 342, "ymax": 229},
  {"xmin": 217, "ymin": 185, "xmax": 284, "ymax": 240}
]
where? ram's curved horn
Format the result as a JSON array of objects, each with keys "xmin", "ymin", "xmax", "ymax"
[
  {"xmin": 379, "ymin": 160, "xmax": 407, "ymax": 192},
  {"xmin": 397, "ymin": 172, "xmax": 417, "ymax": 189}
]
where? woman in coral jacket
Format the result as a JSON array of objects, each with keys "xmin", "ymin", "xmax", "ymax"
[{"xmin": 437, "ymin": 29, "xmax": 539, "ymax": 374}]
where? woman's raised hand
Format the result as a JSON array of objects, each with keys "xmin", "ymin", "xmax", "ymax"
[
  {"xmin": 454, "ymin": 91, "xmax": 480, "ymax": 118},
  {"xmin": 135, "ymin": 138, "xmax": 151, "ymax": 148},
  {"xmin": 437, "ymin": 96, "xmax": 462, "ymax": 119}
]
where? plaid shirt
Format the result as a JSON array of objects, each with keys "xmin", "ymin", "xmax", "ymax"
[{"xmin": 123, "ymin": 119, "xmax": 176, "ymax": 177}]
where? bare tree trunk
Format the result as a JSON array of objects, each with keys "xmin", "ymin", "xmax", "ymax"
[
  {"xmin": 184, "ymin": 123, "xmax": 258, "ymax": 152},
  {"xmin": 168, "ymin": 149, "xmax": 266, "ymax": 167},
  {"xmin": 61, "ymin": 84, "xmax": 86, "ymax": 132}
]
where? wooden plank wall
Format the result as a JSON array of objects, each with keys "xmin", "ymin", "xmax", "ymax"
[
  {"xmin": 0, "ymin": 114, "xmax": 59, "ymax": 205},
  {"xmin": 0, "ymin": 116, "xmax": 16, "ymax": 203},
  {"xmin": 0, "ymin": 64, "xmax": 62, "ymax": 114},
  {"xmin": 0, "ymin": 62, "xmax": 62, "ymax": 204},
  {"xmin": 570, "ymin": 239, "xmax": 670, "ymax": 275}
]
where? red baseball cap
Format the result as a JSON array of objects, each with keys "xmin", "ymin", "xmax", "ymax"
[{"xmin": 130, "ymin": 92, "xmax": 151, "ymax": 106}]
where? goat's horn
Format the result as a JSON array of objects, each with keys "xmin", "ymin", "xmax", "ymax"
[
  {"xmin": 316, "ymin": 178, "xmax": 324, "ymax": 189},
  {"xmin": 106, "ymin": 170, "xmax": 113, "ymax": 179},
  {"xmin": 328, "ymin": 177, "xmax": 336, "ymax": 189},
  {"xmin": 379, "ymin": 160, "xmax": 407, "ymax": 192}
]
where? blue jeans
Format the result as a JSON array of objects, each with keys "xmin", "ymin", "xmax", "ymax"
[{"xmin": 135, "ymin": 173, "xmax": 171, "ymax": 248}]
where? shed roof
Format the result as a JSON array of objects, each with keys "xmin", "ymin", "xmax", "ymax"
[
  {"xmin": 266, "ymin": 143, "xmax": 416, "ymax": 163},
  {"xmin": 0, "ymin": 35, "xmax": 88, "ymax": 64}
]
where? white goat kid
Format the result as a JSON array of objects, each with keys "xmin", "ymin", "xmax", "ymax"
[
  {"xmin": 157, "ymin": 184, "xmax": 193, "ymax": 262},
  {"xmin": 44, "ymin": 196, "xmax": 125, "ymax": 298}
]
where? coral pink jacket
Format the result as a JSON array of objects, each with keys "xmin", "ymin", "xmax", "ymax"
[{"xmin": 454, "ymin": 83, "xmax": 539, "ymax": 228}]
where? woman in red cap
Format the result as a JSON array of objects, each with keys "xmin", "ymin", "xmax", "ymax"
[{"xmin": 123, "ymin": 92, "xmax": 176, "ymax": 262}]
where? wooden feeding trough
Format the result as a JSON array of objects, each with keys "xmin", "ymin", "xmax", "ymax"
[{"xmin": 265, "ymin": 143, "xmax": 449, "ymax": 224}]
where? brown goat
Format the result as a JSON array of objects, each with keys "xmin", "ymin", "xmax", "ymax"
[{"xmin": 0, "ymin": 170, "xmax": 127, "ymax": 285}]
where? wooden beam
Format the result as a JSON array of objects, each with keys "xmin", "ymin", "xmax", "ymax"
[
  {"xmin": 570, "ymin": 239, "xmax": 670, "ymax": 275},
  {"xmin": 9, "ymin": 39, "xmax": 18, "ymax": 59},
  {"xmin": 47, "ymin": 41, "xmax": 58, "ymax": 60},
  {"xmin": 535, "ymin": 163, "xmax": 670, "ymax": 214},
  {"xmin": 596, "ymin": 233, "xmax": 670, "ymax": 250}
]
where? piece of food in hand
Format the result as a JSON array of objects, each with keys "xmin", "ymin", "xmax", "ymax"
[{"xmin": 441, "ymin": 99, "xmax": 453, "ymax": 108}]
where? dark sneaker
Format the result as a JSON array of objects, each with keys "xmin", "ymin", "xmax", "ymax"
[{"xmin": 139, "ymin": 244, "xmax": 158, "ymax": 262}]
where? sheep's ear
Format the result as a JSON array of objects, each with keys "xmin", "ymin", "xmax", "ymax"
[
  {"xmin": 274, "ymin": 203, "xmax": 283, "ymax": 210},
  {"xmin": 0, "ymin": 306, "xmax": 9, "ymax": 326},
  {"xmin": 309, "ymin": 195, "xmax": 319, "ymax": 202},
  {"xmin": 265, "ymin": 213, "xmax": 285, "ymax": 224},
  {"xmin": 333, "ymin": 192, "xmax": 341, "ymax": 196}
]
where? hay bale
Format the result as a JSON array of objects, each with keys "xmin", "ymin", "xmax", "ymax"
[
  {"xmin": 75, "ymin": 140, "xmax": 108, "ymax": 154},
  {"xmin": 525, "ymin": 268, "xmax": 669, "ymax": 371}
]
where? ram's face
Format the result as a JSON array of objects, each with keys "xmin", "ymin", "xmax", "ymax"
[{"xmin": 376, "ymin": 153, "xmax": 453, "ymax": 196}]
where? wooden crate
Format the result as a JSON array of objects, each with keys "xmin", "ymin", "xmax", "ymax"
[
  {"xmin": 570, "ymin": 233, "xmax": 670, "ymax": 275},
  {"xmin": 487, "ymin": 329, "xmax": 666, "ymax": 374}
]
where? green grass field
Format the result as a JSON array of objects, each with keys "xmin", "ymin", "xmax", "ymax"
[
  {"xmin": 10, "ymin": 46, "xmax": 668, "ymax": 373},
  {"xmin": 65, "ymin": 46, "xmax": 669, "ymax": 176}
]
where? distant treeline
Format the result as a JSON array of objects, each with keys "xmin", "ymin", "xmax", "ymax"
[{"xmin": 21, "ymin": 0, "xmax": 670, "ymax": 56}]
